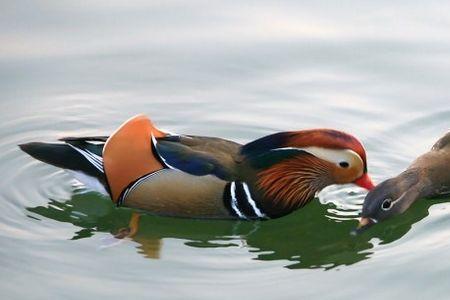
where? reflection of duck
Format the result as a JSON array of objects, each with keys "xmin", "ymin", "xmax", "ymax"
[
  {"xmin": 358, "ymin": 132, "xmax": 450, "ymax": 231},
  {"xmin": 20, "ymin": 114, "xmax": 373, "ymax": 220},
  {"xmin": 27, "ymin": 192, "xmax": 442, "ymax": 269}
]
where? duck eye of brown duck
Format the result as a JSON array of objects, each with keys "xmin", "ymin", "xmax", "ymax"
[
  {"xmin": 339, "ymin": 161, "xmax": 349, "ymax": 168},
  {"xmin": 381, "ymin": 199, "xmax": 392, "ymax": 210}
]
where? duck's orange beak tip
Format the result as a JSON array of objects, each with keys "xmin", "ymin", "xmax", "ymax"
[{"xmin": 354, "ymin": 173, "xmax": 375, "ymax": 190}]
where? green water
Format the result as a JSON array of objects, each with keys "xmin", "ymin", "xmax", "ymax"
[{"xmin": 1, "ymin": 1, "xmax": 450, "ymax": 299}]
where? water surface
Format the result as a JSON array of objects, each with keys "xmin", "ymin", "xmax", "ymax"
[{"xmin": 1, "ymin": 1, "xmax": 450, "ymax": 299}]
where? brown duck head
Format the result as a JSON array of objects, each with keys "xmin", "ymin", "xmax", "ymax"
[
  {"xmin": 356, "ymin": 131, "xmax": 450, "ymax": 233},
  {"xmin": 240, "ymin": 129, "xmax": 374, "ymax": 217},
  {"xmin": 356, "ymin": 169, "xmax": 423, "ymax": 233}
]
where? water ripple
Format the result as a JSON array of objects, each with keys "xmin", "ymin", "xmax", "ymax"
[{"xmin": 1, "ymin": 94, "xmax": 449, "ymax": 299}]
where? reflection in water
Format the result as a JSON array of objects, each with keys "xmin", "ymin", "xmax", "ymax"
[{"xmin": 26, "ymin": 190, "xmax": 447, "ymax": 270}]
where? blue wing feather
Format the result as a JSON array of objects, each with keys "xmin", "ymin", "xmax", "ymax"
[{"xmin": 153, "ymin": 139, "xmax": 231, "ymax": 180}]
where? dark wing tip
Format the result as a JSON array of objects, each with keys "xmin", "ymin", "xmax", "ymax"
[
  {"xmin": 18, "ymin": 142, "xmax": 42, "ymax": 156},
  {"xmin": 240, "ymin": 132, "xmax": 292, "ymax": 157},
  {"xmin": 58, "ymin": 136, "xmax": 109, "ymax": 142}
]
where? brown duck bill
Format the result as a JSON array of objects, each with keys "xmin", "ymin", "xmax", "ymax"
[{"xmin": 351, "ymin": 217, "xmax": 377, "ymax": 235}]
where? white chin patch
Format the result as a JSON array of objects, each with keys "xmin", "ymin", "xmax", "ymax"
[{"xmin": 66, "ymin": 170, "xmax": 109, "ymax": 196}]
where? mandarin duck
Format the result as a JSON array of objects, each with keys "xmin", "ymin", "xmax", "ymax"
[
  {"xmin": 20, "ymin": 115, "xmax": 374, "ymax": 220},
  {"xmin": 357, "ymin": 131, "xmax": 450, "ymax": 232}
]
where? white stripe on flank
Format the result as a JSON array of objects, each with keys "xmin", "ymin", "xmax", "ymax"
[
  {"xmin": 230, "ymin": 181, "xmax": 246, "ymax": 219},
  {"xmin": 68, "ymin": 144, "xmax": 104, "ymax": 173},
  {"xmin": 242, "ymin": 182, "xmax": 267, "ymax": 218}
]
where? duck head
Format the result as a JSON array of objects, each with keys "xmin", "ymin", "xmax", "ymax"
[
  {"xmin": 356, "ymin": 169, "xmax": 422, "ymax": 233},
  {"xmin": 355, "ymin": 131, "xmax": 450, "ymax": 232},
  {"xmin": 240, "ymin": 129, "xmax": 374, "ymax": 217}
]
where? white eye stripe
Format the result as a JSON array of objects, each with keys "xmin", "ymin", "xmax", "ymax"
[
  {"xmin": 301, "ymin": 147, "xmax": 363, "ymax": 166},
  {"xmin": 381, "ymin": 192, "xmax": 406, "ymax": 211},
  {"xmin": 271, "ymin": 146, "xmax": 364, "ymax": 167}
]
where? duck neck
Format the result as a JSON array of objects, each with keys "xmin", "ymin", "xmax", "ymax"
[
  {"xmin": 236, "ymin": 140, "xmax": 334, "ymax": 218},
  {"xmin": 254, "ymin": 160, "xmax": 332, "ymax": 218},
  {"xmin": 224, "ymin": 165, "xmax": 332, "ymax": 219},
  {"xmin": 222, "ymin": 181, "xmax": 270, "ymax": 220}
]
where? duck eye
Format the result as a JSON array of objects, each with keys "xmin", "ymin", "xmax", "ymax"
[
  {"xmin": 381, "ymin": 198, "xmax": 392, "ymax": 211},
  {"xmin": 339, "ymin": 161, "xmax": 349, "ymax": 168}
]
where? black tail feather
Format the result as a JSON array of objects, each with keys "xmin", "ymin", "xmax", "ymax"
[{"xmin": 19, "ymin": 142, "xmax": 106, "ymax": 185}]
